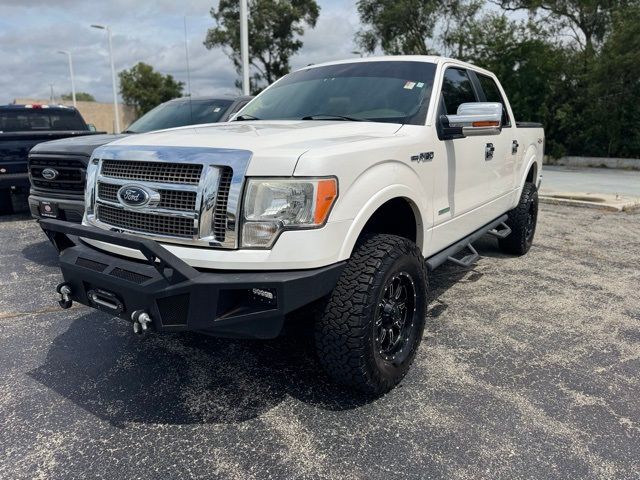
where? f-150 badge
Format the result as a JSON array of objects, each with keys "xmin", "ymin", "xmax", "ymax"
[{"xmin": 411, "ymin": 152, "xmax": 434, "ymax": 163}]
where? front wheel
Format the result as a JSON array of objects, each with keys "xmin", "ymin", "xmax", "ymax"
[
  {"xmin": 314, "ymin": 234, "xmax": 428, "ymax": 395},
  {"xmin": 499, "ymin": 182, "xmax": 538, "ymax": 256}
]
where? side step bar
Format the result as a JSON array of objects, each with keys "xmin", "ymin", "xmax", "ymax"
[
  {"xmin": 425, "ymin": 214, "xmax": 509, "ymax": 271},
  {"xmin": 446, "ymin": 244, "xmax": 479, "ymax": 268},
  {"xmin": 487, "ymin": 221, "xmax": 512, "ymax": 239}
]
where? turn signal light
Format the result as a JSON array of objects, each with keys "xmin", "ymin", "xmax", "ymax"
[
  {"xmin": 472, "ymin": 120, "xmax": 500, "ymax": 127},
  {"xmin": 314, "ymin": 178, "xmax": 338, "ymax": 224}
]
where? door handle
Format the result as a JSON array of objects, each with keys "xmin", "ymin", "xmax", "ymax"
[
  {"xmin": 512, "ymin": 140, "xmax": 519, "ymax": 154},
  {"xmin": 485, "ymin": 143, "xmax": 495, "ymax": 161}
]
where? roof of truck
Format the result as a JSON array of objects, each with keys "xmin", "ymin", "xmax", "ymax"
[
  {"xmin": 300, "ymin": 55, "xmax": 494, "ymax": 77},
  {"xmin": 1, "ymin": 103, "xmax": 78, "ymax": 110}
]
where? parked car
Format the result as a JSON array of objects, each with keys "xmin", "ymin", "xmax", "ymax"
[
  {"xmin": 0, "ymin": 104, "xmax": 100, "ymax": 214},
  {"xmin": 28, "ymin": 95, "xmax": 252, "ymax": 221},
  {"xmin": 41, "ymin": 56, "xmax": 543, "ymax": 394}
]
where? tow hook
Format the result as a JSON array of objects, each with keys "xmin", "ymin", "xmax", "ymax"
[
  {"xmin": 57, "ymin": 283, "xmax": 73, "ymax": 309},
  {"xmin": 131, "ymin": 310, "xmax": 152, "ymax": 335}
]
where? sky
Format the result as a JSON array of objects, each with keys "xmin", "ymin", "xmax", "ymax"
[{"xmin": 0, "ymin": 0, "xmax": 361, "ymax": 104}]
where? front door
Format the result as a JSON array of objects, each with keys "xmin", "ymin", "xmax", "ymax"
[{"xmin": 431, "ymin": 66, "xmax": 496, "ymax": 247}]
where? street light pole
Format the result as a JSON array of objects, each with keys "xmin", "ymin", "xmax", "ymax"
[
  {"xmin": 239, "ymin": 0, "xmax": 250, "ymax": 95},
  {"xmin": 91, "ymin": 24, "xmax": 121, "ymax": 133},
  {"xmin": 57, "ymin": 50, "xmax": 76, "ymax": 107}
]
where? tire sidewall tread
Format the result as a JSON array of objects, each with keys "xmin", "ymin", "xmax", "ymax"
[{"xmin": 315, "ymin": 234, "xmax": 428, "ymax": 395}]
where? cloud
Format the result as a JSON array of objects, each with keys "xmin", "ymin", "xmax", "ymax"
[
  {"xmin": 0, "ymin": 0, "xmax": 360, "ymax": 104},
  {"xmin": 291, "ymin": 1, "xmax": 360, "ymax": 69}
]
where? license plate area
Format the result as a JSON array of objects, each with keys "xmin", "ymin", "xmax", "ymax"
[{"xmin": 39, "ymin": 201, "xmax": 59, "ymax": 218}]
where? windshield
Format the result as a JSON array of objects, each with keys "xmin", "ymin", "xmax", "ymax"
[
  {"xmin": 0, "ymin": 109, "xmax": 87, "ymax": 132},
  {"xmin": 125, "ymin": 99, "xmax": 233, "ymax": 133},
  {"xmin": 237, "ymin": 61, "xmax": 437, "ymax": 125}
]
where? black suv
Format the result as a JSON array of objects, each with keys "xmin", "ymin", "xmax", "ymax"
[
  {"xmin": 28, "ymin": 95, "xmax": 252, "ymax": 222},
  {"xmin": 0, "ymin": 104, "xmax": 99, "ymax": 214}
]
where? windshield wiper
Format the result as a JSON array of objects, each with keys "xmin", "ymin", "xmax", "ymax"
[
  {"xmin": 121, "ymin": 129, "xmax": 136, "ymax": 134},
  {"xmin": 234, "ymin": 114, "xmax": 260, "ymax": 121},
  {"xmin": 301, "ymin": 114, "xmax": 364, "ymax": 122}
]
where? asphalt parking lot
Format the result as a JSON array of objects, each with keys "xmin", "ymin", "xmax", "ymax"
[{"xmin": 0, "ymin": 198, "xmax": 638, "ymax": 480}]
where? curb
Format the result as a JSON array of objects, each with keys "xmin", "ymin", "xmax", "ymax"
[
  {"xmin": 539, "ymin": 194, "xmax": 640, "ymax": 212},
  {"xmin": 544, "ymin": 156, "xmax": 640, "ymax": 171}
]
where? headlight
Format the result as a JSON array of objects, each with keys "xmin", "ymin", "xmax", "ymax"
[{"xmin": 242, "ymin": 178, "xmax": 338, "ymax": 248}]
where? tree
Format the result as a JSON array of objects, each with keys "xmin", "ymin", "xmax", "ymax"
[
  {"xmin": 204, "ymin": 0, "xmax": 320, "ymax": 93},
  {"xmin": 356, "ymin": 0, "xmax": 441, "ymax": 55},
  {"xmin": 354, "ymin": 0, "xmax": 639, "ymax": 158},
  {"xmin": 455, "ymin": 13, "xmax": 571, "ymax": 156},
  {"xmin": 582, "ymin": 4, "xmax": 640, "ymax": 157},
  {"xmin": 440, "ymin": 0, "xmax": 484, "ymax": 58},
  {"xmin": 495, "ymin": 0, "xmax": 626, "ymax": 55},
  {"xmin": 118, "ymin": 62, "xmax": 184, "ymax": 115},
  {"xmin": 61, "ymin": 92, "xmax": 95, "ymax": 102}
]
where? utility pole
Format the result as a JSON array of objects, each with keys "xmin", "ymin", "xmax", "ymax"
[
  {"xmin": 239, "ymin": 0, "xmax": 250, "ymax": 95},
  {"xmin": 58, "ymin": 50, "xmax": 76, "ymax": 107},
  {"xmin": 49, "ymin": 84, "xmax": 55, "ymax": 103},
  {"xmin": 184, "ymin": 16, "xmax": 192, "ymax": 98},
  {"xmin": 91, "ymin": 24, "xmax": 121, "ymax": 133}
]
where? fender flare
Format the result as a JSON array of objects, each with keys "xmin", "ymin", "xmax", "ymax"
[
  {"xmin": 519, "ymin": 145, "xmax": 540, "ymax": 189},
  {"xmin": 338, "ymin": 182, "xmax": 428, "ymax": 261}
]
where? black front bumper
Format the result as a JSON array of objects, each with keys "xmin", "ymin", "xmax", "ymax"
[
  {"xmin": 40, "ymin": 219, "xmax": 345, "ymax": 339},
  {"xmin": 29, "ymin": 192, "xmax": 84, "ymax": 222}
]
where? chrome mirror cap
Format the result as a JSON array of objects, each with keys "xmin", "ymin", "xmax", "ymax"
[{"xmin": 446, "ymin": 102, "xmax": 502, "ymax": 137}]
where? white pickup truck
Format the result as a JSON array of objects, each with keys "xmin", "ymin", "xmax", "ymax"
[{"xmin": 42, "ymin": 56, "xmax": 543, "ymax": 395}]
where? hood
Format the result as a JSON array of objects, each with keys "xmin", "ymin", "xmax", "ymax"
[
  {"xmin": 106, "ymin": 121, "xmax": 401, "ymax": 175},
  {"xmin": 30, "ymin": 133, "xmax": 129, "ymax": 156}
]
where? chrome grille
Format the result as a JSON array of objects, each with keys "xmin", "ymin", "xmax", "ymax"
[
  {"xmin": 213, "ymin": 167, "xmax": 233, "ymax": 241},
  {"xmin": 29, "ymin": 156, "xmax": 86, "ymax": 193},
  {"xmin": 97, "ymin": 182, "xmax": 197, "ymax": 211},
  {"xmin": 158, "ymin": 190, "xmax": 197, "ymax": 211},
  {"xmin": 86, "ymin": 148, "xmax": 250, "ymax": 249},
  {"xmin": 97, "ymin": 182, "xmax": 119, "ymax": 202},
  {"xmin": 96, "ymin": 204, "xmax": 195, "ymax": 238},
  {"xmin": 101, "ymin": 160, "xmax": 202, "ymax": 185}
]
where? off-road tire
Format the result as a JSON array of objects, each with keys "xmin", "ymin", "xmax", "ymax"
[
  {"xmin": 499, "ymin": 182, "xmax": 538, "ymax": 255},
  {"xmin": 315, "ymin": 234, "xmax": 428, "ymax": 395},
  {"xmin": 0, "ymin": 188, "xmax": 13, "ymax": 215}
]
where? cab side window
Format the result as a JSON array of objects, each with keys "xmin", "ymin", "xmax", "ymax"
[
  {"xmin": 441, "ymin": 68, "xmax": 477, "ymax": 115},
  {"xmin": 477, "ymin": 74, "xmax": 511, "ymax": 127}
]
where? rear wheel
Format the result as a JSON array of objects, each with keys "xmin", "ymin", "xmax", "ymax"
[
  {"xmin": 314, "ymin": 234, "xmax": 428, "ymax": 395},
  {"xmin": 0, "ymin": 188, "xmax": 13, "ymax": 215},
  {"xmin": 499, "ymin": 182, "xmax": 538, "ymax": 255}
]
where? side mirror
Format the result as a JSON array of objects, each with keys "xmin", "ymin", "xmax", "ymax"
[
  {"xmin": 440, "ymin": 102, "xmax": 502, "ymax": 139},
  {"xmin": 87, "ymin": 124, "xmax": 97, "ymax": 132}
]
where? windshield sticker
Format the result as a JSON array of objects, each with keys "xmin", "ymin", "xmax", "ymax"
[
  {"xmin": 213, "ymin": 107, "xmax": 221, "ymax": 112},
  {"xmin": 416, "ymin": 82, "xmax": 425, "ymax": 88},
  {"xmin": 403, "ymin": 81, "xmax": 416, "ymax": 90}
]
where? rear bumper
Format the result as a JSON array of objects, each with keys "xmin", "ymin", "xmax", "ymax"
[
  {"xmin": 29, "ymin": 193, "xmax": 84, "ymax": 222},
  {"xmin": 40, "ymin": 219, "xmax": 345, "ymax": 339}
]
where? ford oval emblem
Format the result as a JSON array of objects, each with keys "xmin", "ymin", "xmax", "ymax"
[
  {"xmin": 117, "ymin": 185, "xmax": 151, "ymax": 207},
  {"xmin": 41, "ymin": 168, "xmax": 59, "ymax": 180}
]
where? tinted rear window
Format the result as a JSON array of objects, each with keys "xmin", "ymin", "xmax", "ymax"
[
  {"xmin": 0, "ymin": 109, "xmax": 87, "ymax": 132},
  {"xmin": 477, "ymin": 74, "xmax": 511, "ymax": 127}
]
